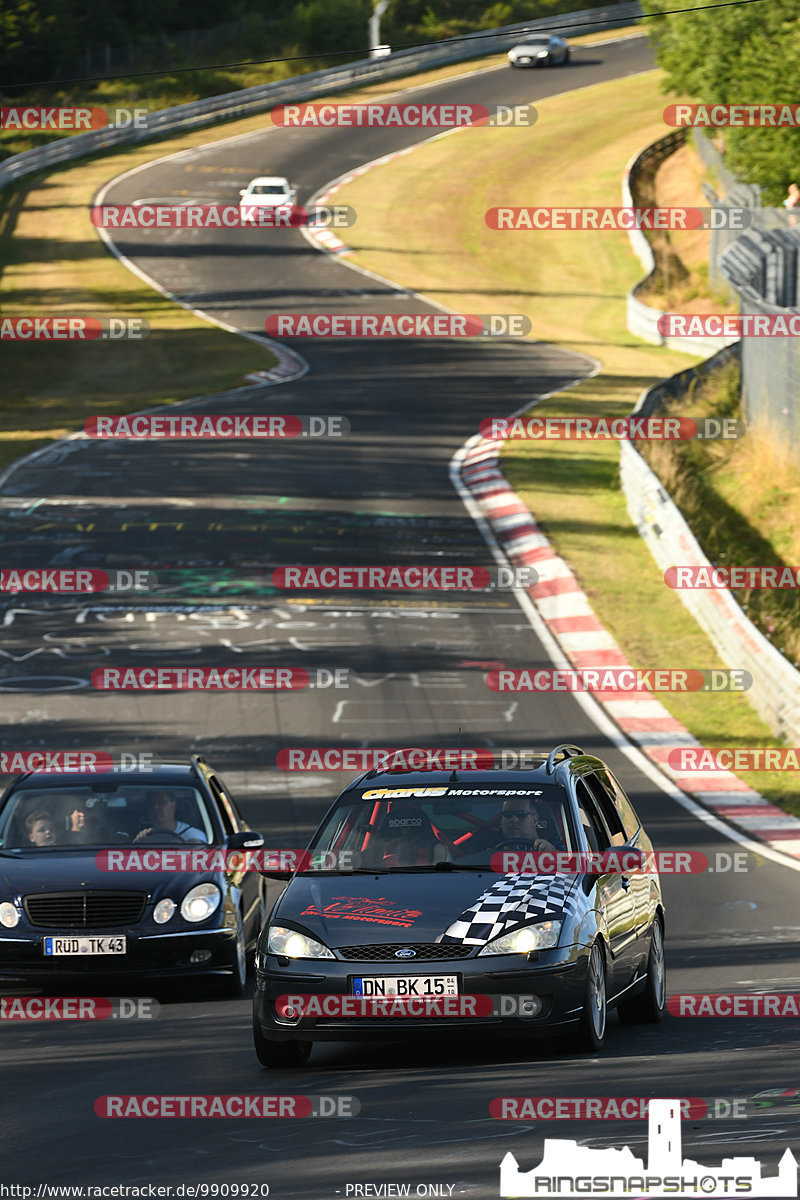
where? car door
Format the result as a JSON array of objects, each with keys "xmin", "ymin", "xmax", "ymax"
[
  {"xmin": 208, "ymin": 772, "xmax": 262, "ymax": 937},
  {"xmin": 573, "ymin": 777, "xmax": 639, "ymax": 995}
]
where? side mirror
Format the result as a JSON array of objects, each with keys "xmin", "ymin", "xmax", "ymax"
[
  {"xmin": 239, "ymin": 189, "xmax": 246, "ymax": 197},
  {"xmin": 226, "ymin": 830, "xmax": 264, "ymax": 850}
]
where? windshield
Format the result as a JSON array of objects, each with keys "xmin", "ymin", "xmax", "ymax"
[
  {"xmin": 0, "ymin": 784, "xmax": 215, "ymax": 850},
  {"xmin": 249, "ymin": 184, "xmax": 287, "ymax": 195},
  {"xmin": 306, "ymin": 785, "xmax": 578, "ymax": 871}
]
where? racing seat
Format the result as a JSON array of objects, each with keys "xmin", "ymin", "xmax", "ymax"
[{"xmin": 370, "ymin": 804, "xmax": 453, "ymax": 868}]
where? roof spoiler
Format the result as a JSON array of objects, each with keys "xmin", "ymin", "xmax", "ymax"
[{"xmin": 544, "ymin": 744, "xmax": 584, "ymax": 774}]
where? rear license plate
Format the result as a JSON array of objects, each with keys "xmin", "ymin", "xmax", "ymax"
[
  {"xmin": 351, "ymin": 975, "xmax": 458, "ymax": 997},
  {"xmin": 43, "ymin": 936, "xmax": 126, "ymax": 956}
]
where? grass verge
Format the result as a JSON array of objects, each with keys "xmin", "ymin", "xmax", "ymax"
[{"xmin": 327, "ymin": 67, "xmax": 800, "ymax": 814}]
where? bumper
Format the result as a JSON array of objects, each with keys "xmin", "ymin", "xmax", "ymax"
[
  {"xmin": 254, "ymin": 944, "xmax": 588, "ymax": 1043},
  {"xmin": 0, "ymin": 927, "xmax": 239, "ymax": 984}
]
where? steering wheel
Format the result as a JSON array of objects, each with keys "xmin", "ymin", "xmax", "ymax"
[
  {"xmin": 494, "ymin": 838, "xmax": 537, "ymax": 852},
  {"xmin": 135, "ymin": 828, "xmax": 187, "ymax": 845}
]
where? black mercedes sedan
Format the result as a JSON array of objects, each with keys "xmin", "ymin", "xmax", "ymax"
[
  {"xmin": 253, "ymin": 745, "xmax": 666, "ymax": 1065},
  {"xmin": 0, "ymin": 756, "xmax": 265, "ymax": 994}
]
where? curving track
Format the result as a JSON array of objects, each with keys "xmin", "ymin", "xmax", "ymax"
[{"xmin": 3, "ymin": 35, "xmax": 800, "ymax": 1199}]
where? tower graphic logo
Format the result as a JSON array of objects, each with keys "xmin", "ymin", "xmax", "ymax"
[{"xmin": 500, "ymin": 1098, "xmax": 798, "ymax": 1197}]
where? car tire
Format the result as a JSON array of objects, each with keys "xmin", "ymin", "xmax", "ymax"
[
  {"xmin": 220, "ymin": 911, "xmax": 247, "ymax": 997},
  {"xmin": 618, "ymin": 919, "xmax": 666, "ymax": 1025},
  {"xmin": 576, "ymin": 942, "xmax": 607, "ymax": 1051},
  {"xmin": 563, "ymin": 49, "xmax": 571, "ymax": 63},
  {"xmin": 253, "ymin": 1015, "xmax": 312, "ymax": 1068}
]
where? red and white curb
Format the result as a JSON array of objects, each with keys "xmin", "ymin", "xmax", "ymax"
[{"xmin": 460, "ymin": 434, "xmax": 800, "ymax": 861}]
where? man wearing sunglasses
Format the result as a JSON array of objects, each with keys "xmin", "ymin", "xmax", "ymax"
[{"xmin": 497, "ymin": 798, "xmax": 563, "ymax": 853}]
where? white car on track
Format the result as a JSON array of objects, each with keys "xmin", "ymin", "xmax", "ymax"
[
  {"xmin": 238, "ymin": 176, "xmax": 297, "ymax": 220},
  {"xmin": 508, "ymin": 35, "xmax": 570, "ymax": 66}
]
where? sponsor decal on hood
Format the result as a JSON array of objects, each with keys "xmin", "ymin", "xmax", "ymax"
[{"xmin": 300, "ymin": 896, "xmax": 423, "ymax": 928}]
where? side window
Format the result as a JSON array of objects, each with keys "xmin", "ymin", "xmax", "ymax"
[
  {"xmin": 602, "ymin": 769, "xmax": 641, "ymax": 842},
  {"xmin": 581, "ymin": 774, "xmax": 628, "ymax": 846},
  {"xmin": 208, "ymin": 775, "xmax": 236, "ymax": 835},
  {"xmin": 574, "ymin": 780, "xmax": 612, "ymax": 851}
]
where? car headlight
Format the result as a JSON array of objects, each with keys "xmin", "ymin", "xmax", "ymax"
[
  {"xmin": 477, "ymin": 920, "xmax": 561, "ymax": 956},
  {"xmin": 268, "ymin": 926, "xmax": 334, "ymax": 960},
  {"xmin": 0, "ymin": 901, "xmax": 20, "ymax": 928},
  {"xmin": 180, "ymin": 883, "xmax": 220, "ymax": 923},
  {"xmin": 153, "ymin": 898, "xmax": 176, "ymax": 925},
  {"xmin": 537, "ymin": 49, "xmax": 549, "ymax": 57}
]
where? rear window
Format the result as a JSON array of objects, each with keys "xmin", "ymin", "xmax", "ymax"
[{"xmin": 0, "ymin": 784, "xmax": 215, "ymax": 850}]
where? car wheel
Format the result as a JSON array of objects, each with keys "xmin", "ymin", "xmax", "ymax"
[
  {"xmin": 563, "ymin": 49, "xmax": 571, "ymax": 63},
  {"xmin": 253, "ymin": 1015, "xmax": 312, "ymax": 1068},
  {"xmin": 618, "ymin": 919, "xmax": 666, "ymax": 1024},
  {"xmin": 576, "ymin": 942, "xmax": 607, "ymax": 1051},
  {"xmin": 220, "ymin": 911, "xmax": 247, "ymax": 997}
]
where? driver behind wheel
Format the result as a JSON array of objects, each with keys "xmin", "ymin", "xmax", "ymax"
[
  {"xmin": 498, "ymin": 797, "xmax": 564, "ymax": 853},
  {"xmin": 133, "ymin": 789, "xmax": 207, "ymax": 844}
]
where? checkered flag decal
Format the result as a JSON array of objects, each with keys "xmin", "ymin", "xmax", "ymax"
[{"xmin": 439, "ymin": 875, "xmax": 576, "ymax": 946}]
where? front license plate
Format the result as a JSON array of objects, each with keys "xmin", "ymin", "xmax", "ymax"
[
  {"xmin": 351, "ymin": 975, "xmax": 458, "ymax": 997},
  {"xmin": 43, "ymin": 936, "xmax": 126, "ymax": 956}
]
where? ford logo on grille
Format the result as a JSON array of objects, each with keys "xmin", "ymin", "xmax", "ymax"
[{"xmin": 395, "ymin": 948, "xmax": 416, "ymax": 959}]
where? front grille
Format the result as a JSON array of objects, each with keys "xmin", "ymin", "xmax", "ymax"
[
  {"xmin": 337, "ymin": 943, "xmax": 473, "ymax": 962},
  {"xmin": 24, "ymin": 891, "xmax": 148, "ymax": 929}
]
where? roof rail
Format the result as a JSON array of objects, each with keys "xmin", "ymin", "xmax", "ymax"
[{"xmin": 544, "ymin": 744, "xmax": 584, "ymax": 775}]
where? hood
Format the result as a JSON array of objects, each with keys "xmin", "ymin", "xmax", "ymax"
[
  {"xmin": 274, "ymin": 871, "xmax": 578, "ymax": 948},
  {"xmin": 0, "ymin": 850, "xmax": 214, "ymax": 901}
]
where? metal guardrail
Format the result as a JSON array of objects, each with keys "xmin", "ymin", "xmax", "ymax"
[{"xmin": 0, "ymin": 3, "xmax": 642, "ymax": 194}]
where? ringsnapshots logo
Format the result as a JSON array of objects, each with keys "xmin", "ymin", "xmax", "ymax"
[
  {"xmin": 486, "ymin": 668, "xmax": 752, "ymax": 693},
  {"xmin": 84, "ymin": 415, "xmax": 348, "ymax": 438},
  {"xmin": 264, "ymin": 314, "xmax": 531, "ymax": 337},
  {"xmin": 94, "ymin": 1094, "xmax": 359, "ymax": 1118},
  {"xmin": 90, "ymin": 203, "xmax": 356, "ymax": 230},
  {"xmin": 481, "ymin": 416, "xmax": 746, "ymax": 441},
  {"xmin": 499, "ymin": 1098, "xmax": 798, "ymax": 1197},
  {"xmin": 91, "ymin": 667, "xmax": 349, "ymax": 691},
  {"xmin": 664, "ymin": 103, "xmax": 800, "ymax": 127},
  {"xmin": 0, "ymin": 569, "xmax": 152, "ymax": 593},
  {"xmin": 1, "ymin": 106, "xmax": 148, "ymax": 131},
  {"xmin": 1, "ymin": 317, "xmax": 148, "ymax": 340},
  {"xmin": 486, "ymin": 207, "xmax": 750, "ymax": 231},
  {"xmin": 271, "ymin": 101, "xmax": 537, "ymax": 128},
  {"xmin": 272, "ymin": 565, "xmax": 536, "ymax": 591},
  {"xmin": 0, "ymin": 997, "xmax": 158, "ymax": 1020}
]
